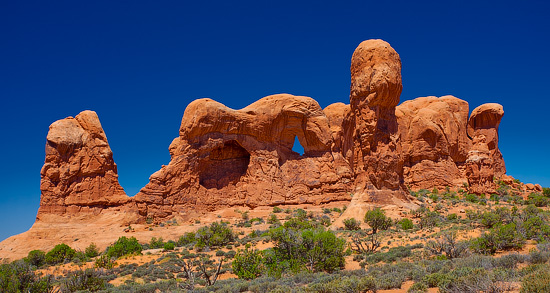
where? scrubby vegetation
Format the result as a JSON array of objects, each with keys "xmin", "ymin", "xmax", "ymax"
[{"xmin": 3, "ymin": 180, "xmax": 550, "ymax": 292}]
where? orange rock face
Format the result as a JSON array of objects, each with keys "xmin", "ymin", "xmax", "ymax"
[
  {"xmin": 33, "ymin": 39, "xmax": 508, "ymax": 224},
  {"xmin": 133, "ymin": 94, "xmax": 354, "ymax": 220},
  {"xmin": 38, "ymin": 111, "xmax": 131, "ymax": 220},
  {"xmin": 465, "ymin": 103, "xmax": 505, "ymax": 194},
  {"xmin": 397, "ymin": 96, "xmax": 471, "ymax": 190},
  {"xmin": 346, "ymin": 40, "xmax": 405, "ymax": 199}
]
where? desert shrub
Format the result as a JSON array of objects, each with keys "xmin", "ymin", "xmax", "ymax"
[
  {"xmin": 267, "ymin": 213, "xmax": 281, "ymax": 225},
  {"xmin": 25, "ymin": 250, "xmax": 46, "ymax": 267},
  {"xmin": 408, "ymin": 281, "xmax": 428, "ymax": 293},
  {"xmin": 195, "ymin": 222, "xmax": 235, "ymax": 249},
  {"xmin": 60, "ymin": 268, "xmax": 107, "ymax": 292},
  {"xmin": 425, "ymin": 232, "xmax": 468, "ymax": 260},
  {"xmin": 481, "ymin": 211, "xmax": 500, "ymax": 228},
  {"xmin": 419, "ymin": 211, "xmax": 440, "ymax": 229},
  {"xmin": 267, "ymin": 223, "xmax": 346, "ymax": 274},
  {"xmin": 45, "ymin": 243, "xmax": 76, "ymax": 265},
  {"xmin": 528, "ymin": 192, "xmax": 549, "ymax": 207},
  {"xmin": 85, "ymin": 243, "xmax": 99, "ymax": 258},
  {"xmin": 464, "ymin": 193, "xmax": 479, "ymax": 203},
  {"xmin": 272, "ymin": 206, "xmax": 283, "ymax": 213},
  {"xmin": 149, "ymin": 237, "xmax": 164, "ymax": 249},
  {"xmin": 163, "ymin": 242, "xmax": 175, "ymax": 251},
  {"xmin": 106, "ymin": 236, "xmax": 142, "ymax": 259},
  {"xmin": 470, "ymin": 223, "xmax": 524, "ymax": 254},
  {"xmin": 364, "ymin": 208, "xmax": 392, "ymax": 234},
  {"xmin": 318, "ymin": 215, "xmax": 331, "ymax": 227},
  {"xmin": 521, "ymin": 264, "xmax": 550, "ymax": 292},
  {"xmin": 423, "ymin": 272, "xmax": 451, "ymax": 288},
  {"xmin": 309, "ymin": 275, "xmax": 377, "ymax": 293},
  {"xmin": 522, "ymin": 215, "xmax": 550, "ymax": 241},
  {"xmin": 543, "ymin": 187, "xmax": 550, "ymax": 197},
  {"xmin": 232, "ymin": 248, "xmax": 264, "ymax": 280},
  {"xmin": 365, "ymin": 244, "xmax": 423, "ymax": 264},
  {"xmin": 0, "ymin": 260, "xmax": 55, "ymax": 292},
  {"xmin": 446, "ymin": 213, "xmax": 458, "ymax": 221},
  {"xmin": 94, "ymin": 254, "xmax": 115, "ymax": 269},
  {"xmin": 399, "ymin": 218, "xmax": 414, "ymax": 230},
  {"xmin": 177, "ymin": 232, "xmax": 196, "ymax": 247},
  {"xmin": 343, "ymin": 218, "xmax": 361, "ymax": 230}
]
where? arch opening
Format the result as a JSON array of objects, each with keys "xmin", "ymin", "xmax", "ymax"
[{"xmin": 292, "ymin": 135, "xmax": 305, "ymax": 155}]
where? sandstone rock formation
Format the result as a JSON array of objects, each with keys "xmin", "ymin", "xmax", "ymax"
[
  {"xmin": 32, "ymin": 39, "xmax": 508, "ymax": 225},
  {"xmin": 38, "ymin": 111, "xmax": 131, "ymax": 220},
  {"xmin": 397, "ymin": 96, "xmax": 471, "ymax": 190},
  {"xmin": 133, "ymin": 94, "xmax": 354, "ymax": 220},
  {"xmin": 465, "ymin": 103, "xmax": 505, "ymax": 194}
]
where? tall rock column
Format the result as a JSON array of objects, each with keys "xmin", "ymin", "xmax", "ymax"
[
  {"xmin": 348, "ymin": 39, "xmax": 406, "ymax": 200},
  {"xmin": 337, "ymin": 39, "xmax": 410, "ymax": 224},
  {"xmin": 465, "ymin": 103, "xmax": 505, "ymax": 194}
]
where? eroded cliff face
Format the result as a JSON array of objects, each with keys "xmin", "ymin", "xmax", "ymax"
[
  {"xmin": 133, "ymin": 94, "xmax": 354, "ymax": 220},
  {"xmin": 36, "ymin": 39, "xmax": 507, "ymax": 224}
]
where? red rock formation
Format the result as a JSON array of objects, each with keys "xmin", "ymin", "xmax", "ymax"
[
  {"xmin": 465, "ymin": 103, "xmax": 505, "ymax": 194},
  {"xmin": 345, "ymin": 39, "xmax": 407, "ymax": 202},
  {"xmin": 396, "ymin": 96, "xmax": 471, "ymax": 190},
  {"xmin": 133, "ymin": 94, "xmax": 354, "ymax": 220},
  {"xmin": 38, "ymin": 111, "xmax": 130, "ymax": 220},
  {"xmin": 32, "ymin": 39, "xmax": 508, "ymax": 224}
]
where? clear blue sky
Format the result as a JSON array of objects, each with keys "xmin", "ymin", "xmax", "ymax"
[{"xmin": 1, "ymin": 0, "xmax": 548, "ymax": 241}]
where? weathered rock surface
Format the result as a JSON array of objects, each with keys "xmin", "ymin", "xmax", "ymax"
[
  {"xmin": 1, "ymin": 39, "xmax": 511, "ymax": 256},
  {"xmin": 396, "ymin": 96, "xmax": 471, "ymax": 190},
  {"xmin": 465, "ymin": 103, "xmax": 505, "ymax": 194},
  {"xmin": 38, "ymin": 111, "xmax": 132, "ymax": 220},
  {"xmin": 133, "ymin": 94, "xmax": 354, "ymax": 220}
]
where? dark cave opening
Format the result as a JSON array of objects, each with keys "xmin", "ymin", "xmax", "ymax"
[{"xmin": 199, "ymin": 140, "xmax": 250, "ymax": 189}]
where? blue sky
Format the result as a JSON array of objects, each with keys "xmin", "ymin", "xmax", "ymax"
[{"xmin": 1, "ymin": 0, "xmax": 548, "ymax": 241}]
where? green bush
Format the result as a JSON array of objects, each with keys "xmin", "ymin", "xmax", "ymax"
[
  {"xmin": 177, "ymin": 232, "xmax": 196, "ymax": 246},
  {"xmin": 521, "ymin": 264, "xmax": 550, "ymax": 292},
  {"xmin": 470, "ymin": 223, "xmax": 524, "ymax": 254},
  {"xmin": 149, "ymin": 237, "xmax": 164, "ymax": 249},
  {"xmin": 0, "ymin": 260, "xmax": 55, "ymax": 292},
  {"xmin": 419, "ymin": 211, "xmax": 440, "ymax": 229},
  {"xmin": 163, "ymin": 242, "xmax": 175, "ymax": 251},
  {"xmin": 343, "ymin": 218, "xmax": 361, "ymax": 230},
  {"xmin": 267, "ymin": 223, "xmax": 346, "ymax": 274},
  {"xmin": 399, "ymin": 218, "xmax": 414, "ymax": 230},
  {"xmin": 272, "ymin": 206, "xmax": 283, "ymax": 213},
  {"xmin": 195, "ymin": 222, "xmax": 235, "ymax": 249},
  {"xmin": 85, "ymin": 243, "xmax": 99, "ymax": 258},
  {"xmin": 543, "ymin": 187, "xmax": 550, "ymax": 197},
  {"xmin": 106, "ymin": 236, "xmax": 142, "ymax": 259},
  {"xmin": 232, "ymin": 248, "xmax": 264, "ymax": 280},
  {"xmin": 364, "ymin": 208, "xmax": 392, "ymax": 234},
  {"xmin": 45, "ymin": 243, "xmax": 76, "ymax": 265},
  {"xmin": 26, "ymin": 250, "xmax": 46, "ymax": 267},
  {"xmin": 528, "ymin": 193, "xmax": 549, "ymax": 207},
  {"xmin": 481, "ymin": 211, "xmax": 500, "ymax": 228},
  {"xmin": 60, "ymin": 269, "xmax": 106, "ymax": 292},
  {"xmin": 408, "ymin": 281, "xmax": 428, "ymax": 293},
  {"xmin": 464, "ymin": 194, "xmax": 479, "ymax": 203},
  {"xmin": 94, "ymin": 254, "xmax": 115, "ymax": 269}
]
